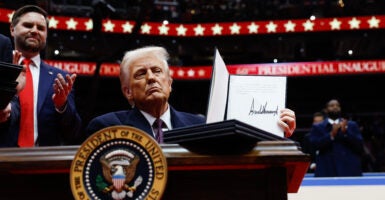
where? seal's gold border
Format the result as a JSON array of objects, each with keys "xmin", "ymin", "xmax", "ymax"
[{"xmin": 70, "ymin": 125, "xmax": 168, "ymax": 200}]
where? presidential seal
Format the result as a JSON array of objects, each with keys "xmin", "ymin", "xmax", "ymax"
[{"xmin": 70, "ymin": 126, "xmax": 168, "ymax": 200}]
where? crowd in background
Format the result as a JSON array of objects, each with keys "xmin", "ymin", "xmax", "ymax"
[{"xmin": 297, "ymin": 112, "xmax": 385, "ymax": 173}]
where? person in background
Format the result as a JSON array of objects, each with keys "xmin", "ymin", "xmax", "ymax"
[
  {"xmin": 309, "ymin": 99, "xmax": 364, "ymax": 177},
  {"xmin": 0, "ymin": 34, "xmax": 15, "ymax": 126},
  {"xmin": 0, "ymin": 5, "xmax": 82, "ymax": 147},
  {"xmin": 85, "ymin": 46, "xmax": 297, "ymax": 141},
  {"xmin": 312, "ymin": 111, "xmax": 325, "ymax": 125},
  {"xmin": 0, "ymin": 35, "xmax": 26, "ymax": 126},
  {"xmin": 303, "ymin": 111, "xmax": 325, "ymax": 172},
  {"xmin": 0, "ymin": 33, "xmax": 13, "ymax": 63}
]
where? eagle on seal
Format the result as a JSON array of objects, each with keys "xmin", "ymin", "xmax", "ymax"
[{"xmin": 100, "ymin": 149, "xmax": 141, "ymax": 199}]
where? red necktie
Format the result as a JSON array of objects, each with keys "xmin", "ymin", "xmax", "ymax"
[{"xmin": 18, "ymin": 59, "xmax": 34, "ymax": 147}]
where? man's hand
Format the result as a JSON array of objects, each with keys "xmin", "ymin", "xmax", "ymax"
[
  {"xmin": 340, "ymin": 118, "xmax": 348, "ymax": 133},
  {"xmin": 278, "ymin": 108, "xmax": 296, "ymax": 137},
  {"xmin": 13, "ymin": 50, "xmax": 26, "ymax": 93},
  {"xmin": 52, "ymin": 73, "xmax": 77, "ymax": 110},
  {"xmin": 15, "ymin": 71, "xmax": 26, "ymax": 93},
  {"xmin": 331, "ymin": 123, "xmax": 340, "ymax": 138},
  {"xmin": 0, "ymin": 103, "xmax": 12, "ymax": 123}
]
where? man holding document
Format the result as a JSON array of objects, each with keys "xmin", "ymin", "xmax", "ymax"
[
  {"xmin": 207, "ymin": 49, "xmax": 295, "ymax": 138},
  {"xmin": 86, "ymin": 46, "xmax": 296, "ymax": 141},
  {"xmin": 0, "ymin": 35, "xmax": 24, "ymax": 123}
]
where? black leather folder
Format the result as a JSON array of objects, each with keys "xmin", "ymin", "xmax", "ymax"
[
  {"xmin": 0, "ymin": 87, "xmax": 17, "ymax": 109},
  {"xmin": 0, "ymin": 61, "xmax": 24, "ymax": 82},
  {"xmin": 164, "ymin": 119, "xmax": 287, "ymax": 154},
  {"xmin": 0, "ymin": 61, "xmax": 24, "ymax": 109}
]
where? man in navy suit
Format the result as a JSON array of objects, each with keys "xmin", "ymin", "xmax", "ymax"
[
  {"xmin": 0, "ymin": 34, "xmax": 14, "ymax": 124},
  {"xmin": 0, "ymin": 34, "xmax": 13, "ymax": 63},
  {"xmin": 0, "ymin": 5, "xmax": 82, "ymax": 147},
  {"xmin": 309, "ymin": 99, "xmax": 364, "ymax": 177},
  {"xmin": 85, "ymin": 46, "xmax": 206, "ymax": 139},
  {"xmin": 86, "ymin": 46, "xmax": 297, "ymax": 141}
]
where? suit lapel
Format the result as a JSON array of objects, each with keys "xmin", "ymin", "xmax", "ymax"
[
  {"xmin": 124, "ymin": 108, "xmax": 154, "ymax": 135},
  {"xmin": 37, "ymin": 62, "xmax": 55, "ymax": 113},
  {"xmin": 169, "ymin": 106, "xmax": 186, "ymax": 128}
]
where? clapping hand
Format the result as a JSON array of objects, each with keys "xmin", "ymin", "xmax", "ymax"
[
  {"xmin": 13, "ymin": 50, "xmax": 26, "ymax": 93},
  {"xmin": 52, "ymin": 73, "xmax": 77, "ymax": 110}
]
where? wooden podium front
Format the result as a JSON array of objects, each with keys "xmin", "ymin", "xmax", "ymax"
[{"xmin": 0, "ymin": 141, "xmax": 309, "ymax": 200}]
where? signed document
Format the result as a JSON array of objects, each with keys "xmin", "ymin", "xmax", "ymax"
[
  {"xmin": 206, "ymin": 48, "xmax": 229, "ymax": 123},
  {"xmin": 227, "ymin": 75, "xmax": 287, "ymax": 137},
  {"xmin": 206, "ymin": 49, "xmax": 287, "ymax": 137}
]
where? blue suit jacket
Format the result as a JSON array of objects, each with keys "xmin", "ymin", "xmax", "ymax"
[
  {"xmin": 0, "ymin": 61, "xmax": 82, "ymax": 147},
  {"xmin": 85, "ymin": 106, "xmax": 206, "ymax": 139},
  {"xmin": 0, "ymin": 34, "xmax": 12, "ymax": 63},
  {"xmin": 308, "ymin": 118, "xmax": 364, "ymax": 177}
]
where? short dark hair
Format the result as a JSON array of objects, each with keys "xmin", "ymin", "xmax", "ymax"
[
  {"xmin": 313, "ymin": 111, "xmax": 324, "ymax": 118},
  {"xmin": 11, "ymin": 5, "xmax": 48, "ymax": 27},
  {"xmin": 325, "ymin": 98, "xmax": 341, "ymax": 108}
]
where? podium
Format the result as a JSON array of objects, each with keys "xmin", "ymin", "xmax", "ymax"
[{"xmin": 0, "ymin": 141, "xmax": 309, "ymax": 200}]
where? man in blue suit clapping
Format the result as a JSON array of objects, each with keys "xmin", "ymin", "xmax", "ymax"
[
  {"xmin": 0, "ymin": 5, "xmax": 82, "ymax": 147},
  {"xmin": 309, "ymin": 99, "xmax": 364, "ymax": 177}
]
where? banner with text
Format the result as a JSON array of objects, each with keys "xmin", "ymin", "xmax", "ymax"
[{"xmin": 45, "ymin": 59, "xmax": 385, "ymax": 79}]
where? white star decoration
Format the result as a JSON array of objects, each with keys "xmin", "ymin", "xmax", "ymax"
[
  {"xmin": 122, "ymin": 22, "xmax": 133, "ymax": 33},
  {"xmin": 176, "ymin": 25, "xmax": 187, "ymax": 36},
  {"xmin": 85, "ymin": 19, "xmax": 93, "ymax": 31},
  {"xmin": 303, "ymin": 20, "xmax": 314, "ymax": 31},
  {"xmin": 141, "ymin": 23, "xmax": 151, "ymax": 34},
  {"xmin": 49, "ymin": 17, "xmax": 59, "ymax": 29},
  {"xmin": 194, "ymin": 24, "xmax": 205, "ymax": 36},
  {"xmin": 230, "ymin": 23, "xmax": 241, "ymax": 34},
  {"xmin": 349, "ymin": 17, "xmax": 361, "ymax": 29},
  {"xmin": 7, "ymin": 12, "xmax": 14, "ymax": 23},
  {"xmin": 66, "ymin": 18, "xmax": 78, "ymax": 30},
  {"xmin": 329, "ymin": 18, "xmax": 341, "ymax": 30},
  {"xmin": 284, "ymin": 20, "xmax": 296, "ymax": 32},
  {"xmin": 266, "ymin": 21, "xmax": 277, "ymax": 33},
  {"xmin": 2, "ymin": 7, "xmax": 384, "ymax": 36},
  {"xmin": 177, "ymin": 69, "xmax": 185, "ymax": 77},
  {"xmin": 247, "ymin": 22, "xmax": 259, "ymax": 33},
  {"xmin": 103, "ymin": 20, "xmax": 115, "ymax": 32},
  {"xmin": 212, "ymin": 24, "xmax": 223, "ymax": 35},
  {"xmin": 158, "ymin": 24, "xmax": 169, "ymax": 35},
  {"xmin": 167, "ymin": 68, "xmax": 207, "ymax": 78},
  {"xmin": 187, "ymin": 69, "xmax": 195, "ymax": 77},
  {"xmin": 368, "ymin": 16, "xmax": 380, "ymax": 28},
  {"xmin": 198, "ymin": 69, "xmax": 205, "ymax": 77}
]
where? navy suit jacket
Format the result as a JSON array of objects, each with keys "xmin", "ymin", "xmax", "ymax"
[
  {"xmin": 308, "ymin": 118, "xmax": 364, "ymax": 177},
  {"xmin": 0, "ymin": 61, "xmax": 82, "ymax": 147},
  {"xmin": 0, "ymin": 34, "xmax": 12, "ymax": 63},
  {"xmin": 86, "ymin": 106, "xmax": 206, "ymax": 139}
]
